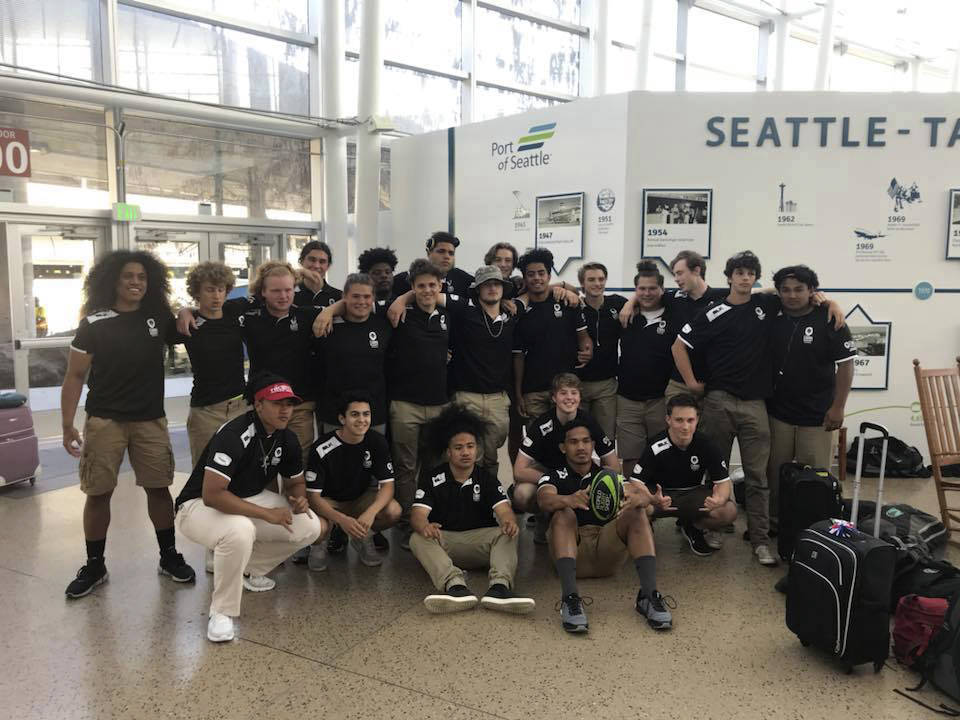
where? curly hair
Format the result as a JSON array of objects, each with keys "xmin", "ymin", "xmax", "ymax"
[
  {"xmin": 723, "ymin": 250, "xmax": 762, "ymax": 281},
  {"xmin": 423, "ymin": 404, "xmax": 492, "ymax": 458},
  {"xmin": 773, "ymin": 264, "xmax": 819, "ymax": 290},
  {"xmin": 81, "ymin": 249, "xmax": 172, "ymax": 318},
  {"xmin": 249, "ymin": 261, "xmax": 297, "ymax": 299},
  {"xmin": 357, "ymin": 246, "xmax": 398, "ymax": 273},
  {"xmin": 517, "ymin": 248, "xmax": 555, "ymax": 276},
  {"xmin": 186, "ymin": 261, "xmax": 236, "ymax": 300}
]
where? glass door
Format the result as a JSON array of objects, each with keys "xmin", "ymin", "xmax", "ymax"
[{"xmin": 212, "ymin": 233, "xmax": 280, "ymax": 296}]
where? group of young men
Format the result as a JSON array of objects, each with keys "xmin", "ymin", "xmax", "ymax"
[{"xmin": 60, "ymin": 231, "xmax": 855, "ymax": 642}]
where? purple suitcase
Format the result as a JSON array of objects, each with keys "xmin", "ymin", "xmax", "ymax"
[{"xmin": 0, "ymin": 398, "xmax": 40, "ymax": 487}]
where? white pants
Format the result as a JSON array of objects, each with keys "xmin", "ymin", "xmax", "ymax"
[{"xmin": 175, "ymin": 491, "xmax": 323, "ymax": 617}]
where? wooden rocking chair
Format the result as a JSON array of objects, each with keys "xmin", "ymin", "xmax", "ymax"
[{"xmin": 913, "ymin": 357, "xmax": 960, "ymax": 542}]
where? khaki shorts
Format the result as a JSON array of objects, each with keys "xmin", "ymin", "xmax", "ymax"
[
  {"xmin": 548, "ymin": 520, "xmax": 628, "ymax": 578},
  {"xmin": 79, "ymin": 416, "xmax": 174, "ymax": 496},
  {"xmin": 325, "ymin": 489, "xmax": 379, "ymax": 517},
  {"xmin": 186, "ymin": 395, "xmax": 248, "ymax": 466}
]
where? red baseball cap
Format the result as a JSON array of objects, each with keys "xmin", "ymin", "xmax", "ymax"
[{"xmin": 254, "ymin": 382, "xmax": 302, "ymax": 404}]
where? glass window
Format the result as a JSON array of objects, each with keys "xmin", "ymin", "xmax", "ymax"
[
  {"xmin": 345, "ymin": 0, "xmax": 462, "ymax": 71},
  {"xmin": 503, "ymin": 0, "xmax": 582, "ymax": 24},
  {"xmin": 919, "ymin": 67, "xmax": 951, "ymax": 93},
  {"xmin": 0, "ymin": 98, "xmax": 109, "ymax": 210},
  {"xmin": 116, "ymin": 5, "xmax": 309, "ymax": 115},
  {"xmin": 196, "ymin": 0, "xmax": 309, "ymax": 34},
  {"xmin": 286, "ymin": 233, "xmax": 317, "ymax": 265},
  {"xmin": 134, "ymin": 234, "xmax": 201, "ymax": 311},
  {"xmin": 830, "ymin": 52, "xmax": 900, "ymax": 92},
  {"xmin": 0, "ymin": 0, "xmax": 102, "ymax": 82},
  {"xmin": 346, "ymin": 141, "xmax": 391, "ymax": 213},
  {"xmin": 608, "ymin": 0, "xmax": 678, "ymax": 56},
  {"xmin": 474, "ymin": 84, "xmax": 560, "ymax": 121},
  {"xmin": 686, "ymin": 7, "xmax": 758, "ymax": 88},
  {"xmin": 476, "ymin": 7, "xmax": 581, "ymax": 96},
  {"xmin": 343, "ymin": 57, "xmax": 461, "ymax": 134},
  {"xmin": 124, "ymin": 116, "xmax": 311, "ymax": 220},
  {"xmin": 781, "ymin": 34, "xmax": 817, "ymax": 91},
  {"xmin": 608, "ymin": 45, "xmax": 676, "ymax": 92}
]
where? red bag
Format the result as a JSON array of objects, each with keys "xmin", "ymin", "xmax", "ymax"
[{"xmin": 893, "ymin": 594, "xmax": 949, "ymax": 667}]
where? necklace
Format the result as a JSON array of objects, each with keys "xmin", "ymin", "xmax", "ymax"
[
  {"xmin": 257, "ymin": 434, "xmax": 279, "ymax": 478},
  {"xmin": 480, "ymin": 305, "xmax": 504, "ymax": 338}
]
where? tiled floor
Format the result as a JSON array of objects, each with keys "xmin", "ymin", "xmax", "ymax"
[{"xmin": 1, "ymin": 436, "xmax": 956, "ymax": 720}]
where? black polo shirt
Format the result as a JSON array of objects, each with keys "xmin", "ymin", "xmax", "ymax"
[
  {"xmin": 630, "ymin": 429, "xmax": 729, "ymax": 492},
  {"xmin": 447, "ymin": 296, "xmax": 516, "ymax": 394},
  {"xmin": 387, "ymin": 303, "xmax": 451, "ymax": 406},
  {"xmin": 577, "ymin": 294, "xmax": 627, "ymax": 382},
  {"xmin": 315, "ymin": 304, "xmax": 393, "ymax": 425},
  {"xmin": 175, "ymin": 410, "xmax": 303, "ymax": 510},
  {"xmin": 168, "ymin": 313, "xmax": 246, "ymax": 407},
  {"xmin": 663, "ymin": 287, "xmax": 728, "ymax": 383},
  {"xmin": 412, "ymin": 463, "xmax": 508, "ymax": 532},
  {"xmin": 71, "ymin": 307, "xmax": 169, "ymax": 422},
  {"xmin": 513, "ymin": 299, "xmax": 588, "ymax": 394},
  {"xmin": 677, "ymin": 293, "xmax": 781, "ymax": 400},
  {"xmin": 520, "ymin": 408, "xmax": 615, "ymax": 470},
  {"xmin": 305, "ymin": 429, "xmax": 394, "ymax": 502},
  {"xmin": 768, "ymin": 306, "xmax": 857, "ymax": 427},
  {"xmin": 294, "ymin": 282, "xmax": 342, "ymax": 308},
  {"xmin": 618, "ymin": 307, "xmax": 676, "ymax": 401},
  {"xmin": 537, "ymin": 461, "xmax": 612, "ymax": 527},
  {"xmin": 225, "ymin": 298, "xmax": 321, "ymax": 402},
  {"xmin": 393, "ymin": 266, "xmax": 474, "ymax": 297}
]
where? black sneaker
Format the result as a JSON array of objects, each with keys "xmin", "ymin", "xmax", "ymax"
[
  {"xmin": 372, "ymin": 531, "xmax": 390, "ymax": 551},
  {"xmin": 423, "ymin": 583, "xmax": 479, "ymax": 614},
  {"xmin": 635, "ymin": 589, "xmax": 674, "ymax": 630},
  {"xmin": 480, "ymin": 583, "xmax": 536, "ymax": 614},
  {"xmin": 328, "ymin": 525, "xmax": 348, "ymax": 554},
  {"xmin": 681, "ymin": 523, "xmax": 714, "ymax": 557},
  {"xmin": 65, "ymin": 562, "xmax": 108, "ymax": 599},
  {"xmin": 158, "ymin": 550, "xmax": 197, "ymax": 583}
]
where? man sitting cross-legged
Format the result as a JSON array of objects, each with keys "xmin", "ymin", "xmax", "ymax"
[
  {"xmin": 302, "ymin": 392, "xmax": 402, "ymax": 570},
  {"xmin": 629, "ymin": 393, "xmax": 737, "ymax": 557},
  {"xmin": 538, "ymin": 419, "xmax": 673, "ymax": 634},
  {"xmin": 410, "ymin": 405, "xmax": 535, "ymax": 615}
]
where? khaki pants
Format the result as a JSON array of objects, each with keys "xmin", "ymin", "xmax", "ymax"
[
  {"xmin": 665, "ymin": 379, "xmax": 704, "ymax": 404},
  {"xmin": 767, "ymin": 415, "xmax": 835, "ymax": 525},
  {"xmin": 79, "ymin": 417, "xmax": 173, "ymax": 496},
  {"xmin": 175, "ymin": 491, "xmax": 322, "ymax": 617},
  {"xmin": 547, "ymin": 521, "xmax": 628, "ymax": 578},
  {"xmin": 390, "ymin": 400, "xmax": 448, "ymax": 518},
  {"xmin": 701, "ymin": 390, "xmax": 771, "ymax": 547},
  {"xmin": 579, "ymin": 378, "xmax": 618, "ymax": 440},
  {"xmin": 409, "ymin": 526, "xmax": 517, "ymax": 591},
  {"xmin": 186, "ymin": 396, "xmax": 248, "ymax": 466},
  {"xmin": 521, "ymin": 390, "xmax": 552, "ymax": 419},
  {"xmin": 616, "ymin": 395, "xmax": 666, "ymax": 462},
  {"xmin": 287, "ymin": 401, "xmax": 316, "ymax": 468},
  {"xmin": 453, "ymin": 391, "xmax": 510, "ymax": 469}
]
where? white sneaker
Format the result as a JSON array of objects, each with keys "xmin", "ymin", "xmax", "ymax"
[
  {"xmin": 205, "ymin": 549, "xmax": 215, "ymax": 574},
  {"xmin": 207, "ymin": 612, "xmax": 235, "ymax": 642},
  {"xmin": 754, "ymin": 544, "xmax": 778, "ymax": 566},
  {"xmin": 242, "ymin": 574, "xmax": 276, "ymax": 592},
  {"xmin": 704, "ymin": 531, "xmax": 723, "ymax": 551}
]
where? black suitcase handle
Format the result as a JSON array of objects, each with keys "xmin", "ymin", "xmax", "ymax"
[{"xmin": 859, "ymin": 421, "xmax": 890, "ymax": 438}]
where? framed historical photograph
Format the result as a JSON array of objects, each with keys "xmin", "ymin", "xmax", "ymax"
[
  {"xmin": 845, "ymin": 305, "xmax": 892, "ymax": 391},
  {"xmin": 641, "ymin": 188, "xmax": 712, "ymax": 264},
  {"xmin": 946, "ymin": 188, "xmax": 960, "ymax": 259},
  {"xmin": 535, "ymin": 192, "xmax": 585, "ymax": 272}
]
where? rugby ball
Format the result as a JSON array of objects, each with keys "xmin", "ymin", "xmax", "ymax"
[{"xmin": 589, "ymin": 469, "xmax": 623, "ymax": 523}]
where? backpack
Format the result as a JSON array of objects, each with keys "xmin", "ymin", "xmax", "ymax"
[
  {"xmin": 894, "ymin": 595, "xmax": 950, "ymax": 668},
  {"xmin": 846, "ymin": 436, "xmax": 928, "ymax": 478},
  {"xmin": 858, "ymin": 503, "xmax": 947, "ymax": 554}
]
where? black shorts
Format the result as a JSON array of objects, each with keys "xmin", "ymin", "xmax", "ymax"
[{"xmin": 652, "ymin": 485, "xmax": 711, "ymax": 525}]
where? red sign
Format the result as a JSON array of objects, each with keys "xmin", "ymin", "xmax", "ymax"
[{"xmin": 0, "ymin": 128, "xmax": 31, "ymax": 178}]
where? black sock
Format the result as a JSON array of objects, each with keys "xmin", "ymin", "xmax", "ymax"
[
  {"xmin": 86, "ymin": 538, "xmax": 106, "ymax": 564},
  {"xmin": 156, "ymin": 527, "xmax": 176, "ymax": 555},
  {"xmin": 556, "ymin": 556, "xmax": 578, "ymax": 597},
  {"xmin": 634, "ymin": 556, "xmax": 657, "ymax": 598}
]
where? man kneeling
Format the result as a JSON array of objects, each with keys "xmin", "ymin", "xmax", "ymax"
[
  {"xmin": 410, "ymin": 405, "xmax": 535, "ymax": 615},
  {"xmin": 174, "ymin": 372, "xmax": 323, "ymax": 643},
  {"xmin": 303, "ymin": 392, "xmax": 401, "ymax": 570},
  {"xmin": 538, "ymin": 420, "xmax": 672, "ymax": 633},
  {"xmin": 630, "ymin": 394, "xmax": 737, "ymax": 557}
]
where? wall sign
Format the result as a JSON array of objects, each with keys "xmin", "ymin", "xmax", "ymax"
[
  {"xmin": 535, "ymin": 192, "xmax": 584, "ymax": 272},
  {"xmin": 947, "ymin": 189, "xmax": 960, "ymax": 259},
  {"xmin": 641, "ymin": 188, "xmax": 712, "ymax": 265},
  {"xmin": 0, "ymin": 128, "xmax": 30, "ymax": 178},
  {"xmin": 845, "ymin": 304, "xmax": 892, "ymax": 391}
]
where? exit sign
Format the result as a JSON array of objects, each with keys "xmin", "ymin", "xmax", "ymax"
[{"xmin": 113, "ymin": 202, "xmax": 141, "ymax": 222}]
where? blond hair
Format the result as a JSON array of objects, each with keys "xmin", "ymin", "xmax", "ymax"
[
  {"xmin": 249, "ymin": 261, "xmax": 297, "ymax": 298},
  {"xmin": 186, "ymin": 261, "xmax": 236, "ymax": 300}
]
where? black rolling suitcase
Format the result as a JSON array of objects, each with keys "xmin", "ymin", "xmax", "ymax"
[
  {"xmin": 786, "ymin": 422, "xmax": 897, "ymax": 673},
  {"xmin": 777, "ymin": 462, "xmax": 843, "ymax": 561}
]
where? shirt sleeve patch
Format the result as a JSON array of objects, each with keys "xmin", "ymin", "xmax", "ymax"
[{"xmin": 213, "ymin": 452, "xmax": 232, "ymax": 467}]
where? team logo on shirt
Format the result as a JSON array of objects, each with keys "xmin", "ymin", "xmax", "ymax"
[
  {"xmin": 213, "ymin": 452, "xmax": 232, "ymax": 467},
  {"xmin": 369, "ymin": 331, "xmax": 379, "ymax": 348},
  {"xmin": 657, "ymin": 320, "xmax": 667, "ymax": 335},
  {"xmin": 521, "ymin": 432, "xmax": 533, "ymax": 448},
  {"xmin": 195, "ymin": 316, "xmax": 206, "ymax": 328},
  {"xmin": 473, "ymin": 483, "xmax": 481, "ymax": 503},
  {"xmin": 633, "ymin": 462, "xmax": 642, "ymax": 475},
  {"xmin": 844, "ymin": 340, "xmax": 856, "ymax": 351},
  {"xmin": 553, "ymin": 303, "xmax": 562, "ymax": 318},
  {"xmin": 609, "ymin": 308, "xmax": 618, "ymax": 319},
  {"xmin": 363, "ymin": 450, "xmax": 372, "ymax": 469},
  {"xmin": 803, "ymin": 326, "xmax": 814, "ymax": 344},
  {"xmin": 237, "ymin": 315, "xmax": 245, "ymax": 327},
  {"xmin": 690, "ymin": 455, "xmax": 700, "ymax": 471},
  {"xmin": 290, "ymin": 316, "xmax": 298, "ymax": 332},
  {"xmin": 146, "ymin": 318, "xmax": 158, "ymax": 337},
  {"xmin": 755, "ymin": 306, "xmax": 766, "ymax": 321},
  {"xmin": 271, "ymin": 446, "xmax": 282, "ymax": 465},
  {"xmin": 386, "ymin": 461, "xmax": 393, "ymax": 472},
  {"xmin": 439, "ymin": 315, "xmax": 447, "ymax": 331},
  {"xmin": 557, "ymin": 468, "xmax": 568, "ymax": 479},
  {"xmin": 539, "ymin": 420, "xmax": 554, "ymax": 436},
  {"xmin": 432, "ymin": 471, "xmax": 446, "ymax": 487},
  {"xmin": 415, "ymin": 489, "xmax": 425, "ymax": 500}
]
